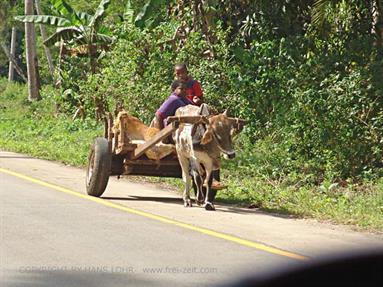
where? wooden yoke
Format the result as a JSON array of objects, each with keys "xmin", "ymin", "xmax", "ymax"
[{"xmin": 167, "ymin": 115, "xmax": 209, "ymax": 124}]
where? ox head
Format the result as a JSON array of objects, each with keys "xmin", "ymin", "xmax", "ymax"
[{"xmin": 200, "ymin": 110, "xmax": 246, "ymax": 159}]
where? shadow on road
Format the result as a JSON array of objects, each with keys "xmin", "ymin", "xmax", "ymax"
[
  {"xmin": 102, "ymin": 195, "xmax": 296, "ymax": 218},
  {"xmin": 102, "ymin": 195, "xmax": 182, "ymax": 204}
]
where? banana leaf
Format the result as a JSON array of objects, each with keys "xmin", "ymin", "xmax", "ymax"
[
  {"xmin": 14, "ymin": 15, "xmax": 71, "ymax": 27},
  {"xmin": 73, "ymin": 33, "xmax": 114, "ymax": 45},
  {"xmin": 51, "ymin": 0, "xmax": 90, "ymax": 26},
  {"xmin": 124, "ymin": 0, "xmax": 134, "ymax": 25},
  {"xmin": 44, "ymin": 26, "xmax": 83, "ymax": 46},
  {"xmin": 89, "ymin": 0, "xmax": 111, "ymax": 29},
  {"xmin": 51, "ymin": 0, "xmax": 75, "ymax": 19},
  {"xmin": 134, "ymin": 0, "xmax": 171, "ymax": 29}
]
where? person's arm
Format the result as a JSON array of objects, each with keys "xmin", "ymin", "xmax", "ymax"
[
  {"xmin": 155, "ymin": 113, "xmax": 164, "ymax": 129},
  {"xmin": 156, "ymin": 96, "xmax": 177, "ymax": 129},
  {"xmin": 151, "ymin": 113, "xmax": 164, "ymax": 130},
  {"xmin": 192, "ymin": 81, "xmax": 203, "ymax": 105}
]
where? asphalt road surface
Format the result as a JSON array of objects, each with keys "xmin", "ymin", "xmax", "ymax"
[{"xmin": 1, "ymin": 151, "xmax": 382, "ymax": 287}]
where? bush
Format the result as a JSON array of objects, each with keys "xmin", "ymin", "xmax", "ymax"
[
  {"xmin": 0, "ymin": 79, "xmax": 102, "ymax": 166},
  {"xmin": 75, "ymin": 20, "xmax": 383, "ymax": 183}
]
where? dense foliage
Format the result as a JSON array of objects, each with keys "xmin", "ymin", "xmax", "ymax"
[
  {"xmin": 77, "ymin": 1, "xmax": 383, "ymax": 183},
  {"xmin": 2, "ymin": 0, "xmax": 383, "ymax": 185}
]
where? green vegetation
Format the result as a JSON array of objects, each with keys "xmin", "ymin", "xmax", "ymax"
[
  {"xmin": 219, "ymin": 169, "xmax": 383, "ymax": 231},
  {"xmin": 1, "ymin": 78, "xmax": 382, "ymax": 231},
  {"xmin": 1, "ymin": 1, "xmax": 383, "ymax": 231},
  {"xmin": 15, "ymin": 0, "xmax": 114, "ymax": 73},
  {"xmin": 0, "ymin": 78, "xmax": 102, "ymax": 165}
]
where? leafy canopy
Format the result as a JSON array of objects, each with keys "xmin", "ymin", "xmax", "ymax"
[{"xmin": 15, "ymin": 0, "xmax": 113, "ymax": 47}]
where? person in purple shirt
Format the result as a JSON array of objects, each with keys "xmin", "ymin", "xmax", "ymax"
[
  {"xmin": 150, "ymin": 79, "xmax": 226, "ymax": 191},
  {"xmin": 155, "ymin": 80, "xmax": 192, "ymax": 130}
]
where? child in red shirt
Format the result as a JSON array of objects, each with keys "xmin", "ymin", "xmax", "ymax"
[
  {"xmin": 174, "ymin": 63, "xmax": 203, "ymax": 106},
  {"xmin": 174, "ymin": 63, "xmax": 225, "ymax": 191}
]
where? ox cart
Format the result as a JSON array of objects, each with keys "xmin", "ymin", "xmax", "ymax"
[{"xmin": 85, "ymin": 113, "xmax": 214, "ymax": 198}]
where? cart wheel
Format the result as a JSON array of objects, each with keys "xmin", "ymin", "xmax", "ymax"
[{"xmin": 86, "ymin": 137, "xmax": 111, "ymax": 197}]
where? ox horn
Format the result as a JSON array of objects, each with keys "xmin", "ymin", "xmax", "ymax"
[
  {"xmin": 228, "ymin": 117, "xmax": 247, "ymax": 125},
  {"xmin": 228, "ymin": 117, "xmax": 247, "ymax": 132},
  {"xmin": 223, "ymin": 110, "xmax": 228, "ymax": 116}
]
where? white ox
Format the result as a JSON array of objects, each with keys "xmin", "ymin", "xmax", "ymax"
[{"xmin": 173, "ymin": 104, "xmax": 243, "ymax": 210}]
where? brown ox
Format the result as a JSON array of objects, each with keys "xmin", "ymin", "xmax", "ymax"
[{"xmin": 174, "ymin": 105, "xmax": 244, "ymax": 210}]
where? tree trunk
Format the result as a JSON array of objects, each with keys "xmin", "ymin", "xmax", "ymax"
[
  {"xmin": 25, "ymin": 0, "xmax": 41, "ymax": 101},
  {"xmin": 55, "ymin": 39, "xmax": 64, "ymax": 88},
  {"xmin": 31, "ymin": 17, "xmax": 41, "ymax": 91},
  {"xmin": 1, "ymin": 41, "xmax": 27, "ymax": 82},
  {"xmin": 8, "ymin": 27, "xmax": 17, "ymax": 82},
  {"xmin": 372, "ymin": 0, "xmax": 383, "ymax": 49},
  {"xmin": 35, "ymin": 0, "xmax": 54, "ymax": 78}
]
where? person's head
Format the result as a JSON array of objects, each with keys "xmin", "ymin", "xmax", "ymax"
[
  {"xmin": 171, "ymin": 80, "xmax": 186, "ymax": 96},
  {"xmin": 174, "ymin": 63, "xmax": 189, "ymax": 82}
]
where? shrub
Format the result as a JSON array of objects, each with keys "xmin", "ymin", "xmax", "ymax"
[{"xmin": 76, "ymin": 20, "xmax": 383, "ymax": 182}]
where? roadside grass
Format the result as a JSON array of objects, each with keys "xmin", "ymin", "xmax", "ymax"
[
  {"xmin": 0, "ymin": 79, "xmax": 102, "ymax": 166},
  {"xmin": 217, "ymin": 176, "xmax": 383, "ymax": 231},
  {"xmin": 1, "ymin": 79, "xmax": 382, "ymax": 232}
]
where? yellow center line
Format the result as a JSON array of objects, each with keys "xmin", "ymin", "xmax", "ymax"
[{"xmin": 0, "ymin": 167, "xmax": 309, "ymax": 261}]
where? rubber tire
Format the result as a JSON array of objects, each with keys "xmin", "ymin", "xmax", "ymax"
[{"xmin": 86, "ymin": 137, "xmax": 111, "ymax": 197}]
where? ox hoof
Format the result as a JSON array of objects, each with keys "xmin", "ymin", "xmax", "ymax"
[
  {"xmin": 196, "ymin": 200, "xmax": 204, "ymax": 206},
  {"xmin": 204, "ymin": 202, "xmax": 215, "ymax": 211},
  {"xmin": 184, "ymin": 200, "xmax": 192, "ymax": 207}
]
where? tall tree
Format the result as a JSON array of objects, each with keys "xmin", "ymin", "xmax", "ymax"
[
  {"xmin": 8, "ymin": 27, "xmax": 17, "ymax": 81},
  {"xmin": 25, "ymin": 0, "xmax": 41, "ymax": 101},
  {"xmin": 0, "ymin": 0, "xmax": 22, "ymax": 78},
  {"xmin": 0, "ymin": 40, "xmax": 27, "ymax": 82}
]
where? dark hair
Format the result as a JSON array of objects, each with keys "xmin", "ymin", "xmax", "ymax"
[
  {"xmin": 171, "ymin": 80, "xmax": 184, "ymax": 91},
  {"xmin": 174, "ymin": 63, "xmax": 188, "ymax": 71}
]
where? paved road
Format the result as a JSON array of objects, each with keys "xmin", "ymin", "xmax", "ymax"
[{"xmin": 1, "ymin": 151, "xmax": 382, "ymax": 286}]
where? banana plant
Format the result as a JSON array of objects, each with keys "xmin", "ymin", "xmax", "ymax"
[
  {"xmin": 15, "ymin": 0, "xmax": 114, "ymax": 73},
  {"xmin": 134, "ymin": 0, "xmax": 173, "ymax": 29}
]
